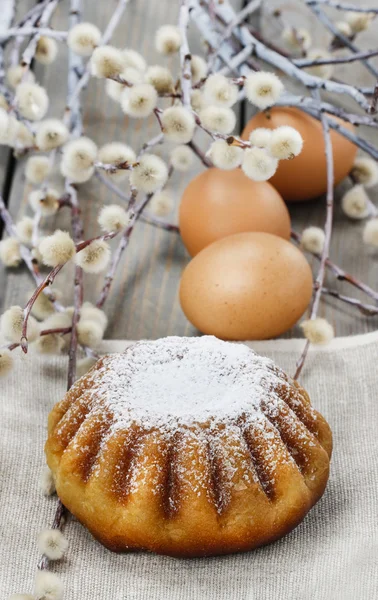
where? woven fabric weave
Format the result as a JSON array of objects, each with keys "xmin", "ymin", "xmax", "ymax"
[{"xmin": 1, "ymin": 334, "xmax": 378, "ymax": 599}]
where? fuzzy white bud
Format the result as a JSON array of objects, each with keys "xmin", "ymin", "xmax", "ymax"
[
  {"xmin": 91, "ymin": 45, "xmax": 125, "ymax": 78},
  {"xmin": 29, "ymin": 188, "xmax": 60, "ymax": 216},
  {"xmin": 155, "ymin": 25, "xmax": 182, "ymax": 55},
  {"xmin": 39, "ymin": 466, "xmax": 56, "ymax": 496},
  {"xmin": 105, "ymin": 67, "xmax": 143, "ymax": 102},
  {"xmin": 363, "ymin": 218, "xmax": 378, "ymax": 247},
  {"xmin": 249, "ymin": 127, "xmax": 272, "ymax": 149},
  {"xmin": 199, "ymin": 106, "xmax": 236, "ymax": 134},
  {"xmin": 0, "ymin": 349, "xmax": 13, "ymax": 378},
  {"xmin": 31, "ymin": 239, "xmax": 46, "ymax": 263},
  {"xmin": 39, "ymin": 230, "xmax": 76, "ymax": 267},
  {"xmin": 305, "ymin": 49, "xmax": 333, "ymax": 80},
  {"xmin": 35, "ymin": 36, "xmax": 58, "ymax": 65},
  {"xmin": 145, "ymin": 65, "xmax": 174, "ymax": 94},
  {"xmin": 77, "ymin": 356, "xmax": 97, "ymax": 378},
  {"xmin": 0, "ymin": 94, "xmax": 8, "ymax": 111},
  {"xmin": 75, "ymin": 239, "xmax": 110, "ymax": 273},
  {"xmin": 34, "ymin": 571, "xmax": 63, "ymax": 600},
  {"xmin": 25, "ymin": 155, "xmax": 51, "ymax": 184},
  {"xmin": 130, "ymin": 153, "xmax": 168, "ymax": 193},
  {"xmin": 190, "ymin": 89, "xmax": 206, "ymax": 112},
  {"xmin": 105, "ymin": 78, "xmax": 124, "ymax": 102},
  {"xmin": 345, "ymin": 11, "xmax": 374, "ymax": 33},
  {"xmin": 15, "ymin": 82, "xmax": 49, "ymax": 121},
  {"xmin": 122, "ymin": 49, "xmax": 147, "ymax": 72},
  {"xmin": 351, "ymin": 157, "xmax": 378, "ymax": 188},
  {"xmin": 301, "ymin": 226, "xmax": 325, "ymax": 254},
  {"xmin": 0, "ymin": 305, "xmax": 39, "ymax": 343},
  {"xmin": 6, "ymin": 117, "xmax": 34, "ymax": 149},
  {"xmin": 29, "ymin": 289, "xmax": 58, "ymax": 320},
  {"xmin": 120, "ymin": 83, "xmax": 157, "ymax": 118},
  {"xmin": 301, "ymin": 318, "xmax": 334, "ymax": 344},
  {"xmin": 36, "ymin": 119, "xmax": 69, "ymax": 151},
  {"xmin": 0, "ymin": 237, "xmax": 22, "ymax": 267},
  {"xmin": 98, "ymin": 142, "xmax": 136, "ymax": 181},
  {"xmin": 335, "ymin": 21, "xmax": 352, "ymax": 37},
  {"xmin": 0, "ymin": 107, "xmax": 9, "ymax": 139},
  {"xmin": 161, "ymin": 106, "xmax": 195, "ymax": 143},
  {"xmin": 341, "ymin": 185, "xmax": 370, "ymax": 220},
  {"xmin": 242, "ymin": 147, "xmax": 278, "ymax": 181},
  {"xmin": 62, "ymin": 136, "xmax": 97, "ymax": 171},
  {"xmin": 43, "ymin": 312, "xmax": 72, "ymax": 331},
  {"xmin": 149, "ymin": 189, "xmax": 174, "ymax": 216},
  {"xmin": 191, "ymin": 55, "xmax": 207, "ymax": 84},
  {"xmin": 38, "ymin": 529, "xmax": 68, "ymax": 560},
  {"xmin": 34, "ymin": 332, "xmax": 65, "ymax": 355},
  {"xmin": 207, "ymin": 139, "xmax": 243, "ymax": 170},
  {"xmin": 77, "ymin": 319, "xmax": 104, "ymax": 348},
  {"xmin": 122, "ymin": 67, "xmax": 144, "ymax": 85},
  {"xmin": 61, "ymin": 163, "xmax": 94, "ymax": 183},
  {"xmin": 282, "ymin": 27, "xmax": 312, "ymax": 51},
  {"xmin": 269, "ymin": 125, "xmax": 303, "ymax": 159},
  {"xmin": 15, "ymin": 217, "xmax": 34, "ymax": 245},
  {"xmin": 6, "ymin": 65, "xmax": 35, "ymax": 89},
  {"xmin": 244, "ymin": 72, "xmax": 284, "ymax": 110},
  {"xmin": 68, "ymin": 22, "xmax": 101, "ymax": 56},
  {"xmin": 80, "ymin": 301, "xmax": 108, "ymax": 332},
  {"xmin": 203, "ymin": 74, "xmax": 238, "ymax": 108},
  {"xmin": 98, "ymin": 204, "xmax": 129, "ymax": 232},
  {"xmin": 170, "ymin": 145, "xmax": 194, "ymax": 172}
]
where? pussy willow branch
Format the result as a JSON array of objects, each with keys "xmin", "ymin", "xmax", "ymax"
[
  {"xmin": 20, "ymin": 0, "xmax": 60, "ymax": 73},
  {"xmin": 192, "ymin": 0, "xmax": 378, "ymax": 162},
  {"xmin": 0, "ymin": 195, "xmax": 64, "ymax": 308},
  {"xmin": 321, "ymin": 287, "xmax": 378, "ymax": 316},
  {"xmin": 3, "ymin": 326, "xmax": 72, "ymax": 353},
  {"xmin": 37, "ymin": 499, "xmax": 67, "ymax": 571},
  {"xmin": 295, "ymin": 48, "xmax": 378, "ymax": 68},
  {"xmin": 277, "ymin": 93, "xmax": 378, "ymax": 128},
  {"xmin": 178, "ymin": 0, "xmax": 192, "ymax": 108},
  {"xmin": 291, "ymin": 230, "xmax": 378, "ymax": 303},
  {"xmin": 207, "ymin": 0, "xmax": 261, "ymax": 70},
  {"xmin": 0, "ymin": 27, "xmax": 67, "ymax": 43},
  {"xmin": 96, "ymin": 193, "xmax": 151, "ymax": 308},
  {"xmin": 65, "ymin": 0, "xmax": 130, "ymax": 119},
  {"xmin": 21, "ymin": 265, "xmax": 64, "ymax": 352},
  {"xmin": 140, "ymin": 212, "xmax": 180, "ymax": 233},
  {"xmin": 307, "ymin": 0, "xmax": 378, "ymax": 12},
  {"xmin": 304, "ymin": 0, "xmax": 378, "ymax": 79},
  {"xmin": 207, "ymin": 0, "xmax": 372, "ymax": 112},
  {"xmin": 38, "ymin": 0, "xmax": 85, "ymax": 572},
  {"xmin": 294, "ymin": 91, "xmax": 334, "ymax": 380}
]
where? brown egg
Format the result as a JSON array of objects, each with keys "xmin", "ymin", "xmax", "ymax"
[
  {"xmin": 179, "ymin": 232, "xmax": 313, "ymax": 340},
  {"xmin": 242, "ymin": 107, "xmax": 357, "ymax": 202},
  {"xmin": 179, "ymin": 168, "xmax": 291, "ymax": 256}
]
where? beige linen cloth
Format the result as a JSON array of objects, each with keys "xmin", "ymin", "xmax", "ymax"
[{"xmin": 1, "ymin": 333, "xmax": 378, "ymax": 599}]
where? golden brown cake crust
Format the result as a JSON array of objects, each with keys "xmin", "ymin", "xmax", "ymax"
[{"xmin": 45, "ymin": 336, "xmax": 332, "ymax": 558}]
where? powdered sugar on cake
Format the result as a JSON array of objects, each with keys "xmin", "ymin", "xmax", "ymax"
[{"xmin": 89, "ymin": 336, "xmax": 288, "ymax": 431}]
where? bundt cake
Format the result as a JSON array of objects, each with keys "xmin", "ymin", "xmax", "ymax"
[{"xmin": 45, "ymin": 336, "xmax": 332, "ymax": 557}]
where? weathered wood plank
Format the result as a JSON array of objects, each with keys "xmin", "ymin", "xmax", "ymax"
[{"xmin": 1, "ymin": 0, "xmax": 377, "ymax": 341}]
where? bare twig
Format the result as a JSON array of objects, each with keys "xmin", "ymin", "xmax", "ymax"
[
  {"xmin": 322, "ymin": 287, "xmax": 378, "ymax": 316},
  {"xmin": 178, "ymin": 0, "xmax": 192, "ymax": 108},
  {"xmin": 295, "ymin": 48, "xmax": 378, "ymax": 68},
  {"xmin": 305, "ymin": 1, "xmax": 378, "ymax": 79},
  {"xmin": 96, "ymin": 194, "xmax": 150, "ymax": 308},
  {"xmin": 294, "ymin": 90, "xmax": 334, "ymax": 380},
  {"xmin": 306, "ymin": 0, "xmax": 378, "ymax": 13}
]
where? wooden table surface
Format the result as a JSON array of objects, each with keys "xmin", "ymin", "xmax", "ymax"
[{"xmin": 0, "ymin": 0, "xmax": 377, "ymax": 340}]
